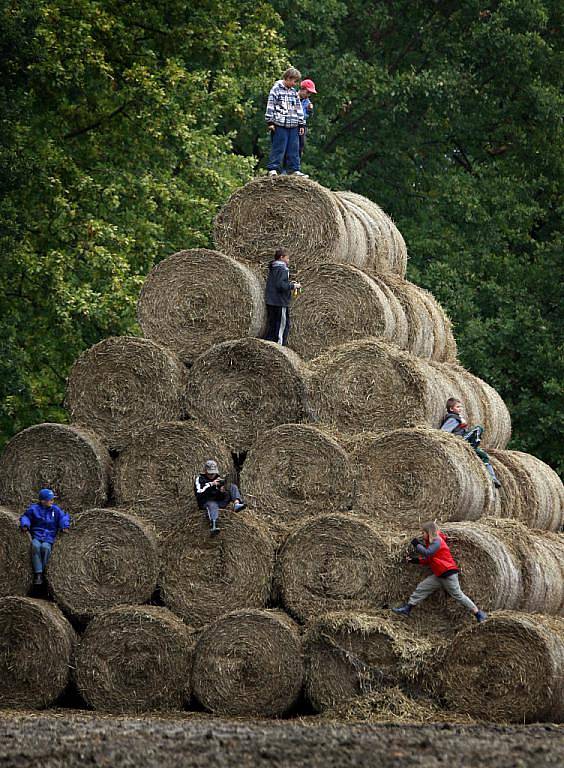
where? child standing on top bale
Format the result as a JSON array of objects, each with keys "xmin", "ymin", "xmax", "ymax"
[
  {"xmin": 265, "ymin": 67, "xmax": 307, "ymax": 177},
  {"xmin": 441, "ymin": 397, "xmax": 501, "ymax": 487},
  {"xmin": 392, "ymin": 521, "xmax": 487, "ymax": 623},
  {"xmin": 19, "ymin": 488, "xmax": 70, "ymax": 585},
  {"xmin": 297, "ymin": 79, "xmax": 316, "ymax": 158},
  {"xmin": 263, "ymin": 248, "xmax": 301, "ymax": 346}
]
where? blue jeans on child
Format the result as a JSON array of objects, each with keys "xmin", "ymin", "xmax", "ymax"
[
  {"xmin": 31, "ymin": 539, "xmax": 52, "ymax": 574},
  {"xmin": 267, "ymin": 126, "xmax": 300, "ymax": 172},
  {"xmin": 204, "ymin": 484, "xmax": 244, "ymax": 523}
]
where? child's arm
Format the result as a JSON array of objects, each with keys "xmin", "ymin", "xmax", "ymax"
[
  {"xmin": 265, "ymin": 86, "xmax": 277, "ymax": 125},
  {"xmin": 56, "ymin": 506, "xmax": 71, "ymax": 532},
  {"xmin": 415, "ymin": 539, "xmax": 441, "ymax": 558},
  {"xmin": 19, "ymin": 508, "xmax": 32, "ymax": 530}
]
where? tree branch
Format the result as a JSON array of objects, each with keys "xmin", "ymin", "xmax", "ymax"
[{"xmin": 63, "ymin": 103, "xmax": 128, "ymax": 140}]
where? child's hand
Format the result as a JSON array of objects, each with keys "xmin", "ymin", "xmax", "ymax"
[
  {"xmin": 299, "ymin": 127, "xmax": 305, "ymax": 135},
  {"xmin": 267, "ymin": 125, "xmax": 275, "ymax": 133}
]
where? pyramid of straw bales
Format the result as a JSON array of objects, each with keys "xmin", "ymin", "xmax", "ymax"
[{"xmin": 0, "ymin": 176, "xmax": 562, "ymax": 723}]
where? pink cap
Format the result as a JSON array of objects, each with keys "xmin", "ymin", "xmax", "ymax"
[{"xmin": 300, "ymin": 79, "xmax": 317, "ymax": 94}]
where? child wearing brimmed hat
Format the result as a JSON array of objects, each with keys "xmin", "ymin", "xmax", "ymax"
[
  {"xmin": 297, "ymin": 79, "xmax": 317, "ymax": 158},
  {"xmin": 194, "ymin": 459, "xmax": 246, "ymax": 535},
  {"xmin": 19, "ymin": 488, "xmax": 70, "ymax": 585}
]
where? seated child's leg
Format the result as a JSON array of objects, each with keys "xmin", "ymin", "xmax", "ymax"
[
  {"xmin": 228, "ymin": 484, "xmax": 244, "ymax": 504},
  {"xmin": 475, "ymin": 447, "xmax": 490, "ymax": 465},
  {"xmin": 204, "ymin": 501, "xmax": 220, "ymax": 522},
  {"xmin": 408, "ymin": 574, "xmax": 442, "ymax": 606},
  {"xmin": 441, "ymin": 574, "xmax": 478, "ymax": 613}
]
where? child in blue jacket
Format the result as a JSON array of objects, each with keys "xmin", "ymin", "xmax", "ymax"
[{"xmin": 20, "ymin": 488, "xmax": 70, "ymax": 585}]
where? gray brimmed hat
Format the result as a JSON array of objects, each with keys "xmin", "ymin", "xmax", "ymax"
[{"xmin": 203, "ymin": 460, "xmax": 219, "ymax": 474}]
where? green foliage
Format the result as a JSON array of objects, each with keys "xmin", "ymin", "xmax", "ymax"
[{"xmin": 0, "ymin": 0, "xmax": 285, "ymax": 444}]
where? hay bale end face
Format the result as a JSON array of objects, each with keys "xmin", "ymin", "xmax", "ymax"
[
  {"xmin": 305, "ymin": 611, "xmax": 434, "ymax": 713},
  {"xmin": 350, "ymin": 427, "xmax": 494, "ymax": 529},
  {"xmin": 160, "ymin": 510, "xmax": 275, "ymax": 629},
  {"xmin": 186, "ymin": 338, "xmax": 308, "ymax": 452},
  {"xmin": 0, "ymin": 423, "xmax": 111, "ymax": 515},
  {"xmin": 113, "ymin": 421, "xmax": 233, "ymax": 534},
  {"xmin": 0, "ymin": 507, "xmax": 33, "ymax": 598},
  {"xmin": 240, "ymin": 424, "xmax": 355, "ymax": 532},
  {"xmin": 0, "ymin": 596, "xmax": 75, "ymax": 709},
  {"xmin": 192, "ymin": 609, "xmax": 304, "ymax": 717},
  {"xmin": 138, "ymin": 249, "xmax": 265, "ymax": 364},
  {"xmin": 276, "ymin": 514, "xmax": 393, "ymax": 623},
  {"xmin": 441, "ymin": 612, "xmax": 564, "ymax": 723},
  {"xmin": 65, "ymin": 336, "xmax": 187, "ymax": 452},
  {"xmin": 75, "ymin": 605, "xmax": 194, "ymax": 713},
  {"xmin": 47, "ymin": 508, "xmax": 159, "ymax": 623}
]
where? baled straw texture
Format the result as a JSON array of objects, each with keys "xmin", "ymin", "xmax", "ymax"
[
  {"xmin": 307, "ymin": 339, "xmax": 450, "ymax": 437},
  {"xmin": 160, "ymin": 510, "xmax": 275, "ymax": 629},
  {"xmin": 376, "ymin": 274, "xmax": 435, "ymax": 359},
  {"xmin": 305, "ymin": 610, "xmax": 435, "ymax": 713},
  {"xmin": 137, "ymin": 249, "xmax": 265, "ymax": 364},
  {"xmin": 0, "ymin": 507, "xmax": 33, "ymax": 597},
  {"xmin": 213, "ymin": 176, "xmax": 407, "ymax": 275},
  {"xmin": 240, "ymin": 424, "xmax": 355, "ymax": 532},
  {"xmin": 186, "ymin": 338, "xmax": 308, "ymax": 452},
  {"xmin": 276, "ymin": 514, "xmax": 393, "ymax": 623},
  {"xmin": 113, "ymin": 421, "xmax": 233, "ymax": 534},
  {"xmin": 368, "ymin": 274, "xmax": 409, "ymax": 349},
  {"xmin": 488, "ymin": 454, "xmax": 524, "ymax": 521},
  {"xmin": 441, "ymin": 612, "xmax": 564, "ymax": 722},
  {"xmin": 0, "ymin": 423, "xmax": 110, "ymax": 514},
  {"xmin": 289, "ymin": 264, "xmax": 399, "ymax": 360},
  {"xmin": 349, "ymin": 427, "xmax": 494, "ymax": 529},
  {"xmin": 66, "ymin": 336, "xmax": 187, "ymax": 452},
  {"xmin": 47, "ymin": 508, "xmax": 159, "ymax": 623},
  {"xmin": 0, "ymin": 596, "xmax": 75, "ymax": 708},
  {"xmin": 192, "ymin": 608, "xmax": 303, "ymax": 717},
  {"xmin": 416, "ymin": 287, "xmax": 457, "ymax": 363},
  {"xmin": 75, "ymin": 605, "xmax": 194, "ymax": 713},
  {"xmin": 490, "ymin": 449, "xmax": 563, "ymax": 530}
]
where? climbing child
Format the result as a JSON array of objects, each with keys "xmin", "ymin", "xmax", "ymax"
[
  {"xmin": 297, "ymin": 79, "xmax": 316, "ymax": 158},
  {"xmin": 263, "ymin": 248, "xmax": 301, "ymax": 346},
  {"xmin": 265, "ymin": 67, "xmax": 307, "ymax": 176},
  {"xmin": 392, "ymin": 521, "xmax": 488, "ymax": 622},
  {"xmin": 441, "ymin": 397, "xmax": 501, "ymax": 487},
  {"xmin": 19, "ymin": 488, "xmax": 70, "ymax": 585}
]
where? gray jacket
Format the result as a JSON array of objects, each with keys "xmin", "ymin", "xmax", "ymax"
[{"xmin": 265, "ymin": 260, "xmax": 294, "ymax": 307}]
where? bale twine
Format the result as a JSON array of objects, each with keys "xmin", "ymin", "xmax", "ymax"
[
  {"xmin": 349, "ymin": 427, "xmax": 494, "ymax": 529},
  {"xmin": 447, "ymin": 367, "xmax": 511, "ymax": 449},
  {"xmin": 240, "ymin": 424, "xmax": 355, "ymax": 532},
  {"xmin": 213, "ymin": 176, "xmax": 407, "ymax": 275},
  {"xmin": 65, "ymin": 336, "xmax": 187, "ymax": 452},
  {"xmin": 186, "ymin": 338, "xmax": 308, "ymax": 452},
  {"xmin": 490, "ymin": 450, "xmax": 562, "ymax": 530},
  {"xmin": 0, "ymin": 507, "xmax": 33, "ymax": 597},
  {"xmin": 192, "ymin": 608, "xmax": 303, "ymax": 717},
  {"xmin": 0, "ymin": 596, "xmax": 75, "ymax": 708},
  {"xmin": 307, "ymin": 339, "xmax": 450, "ymax": 437},
  {"xmin": 0, "ymin": 423, "xmax": 111, "ymax": 514},
  {"xmin": 137, "ymin": 249, "xmax": 265, "ymax": 364},
  {"xmin": 289, "ymin": 264, "xmax": 399, "ymax": 361},
  {"xmin": 305, "ymin": 611, "xmax": 434, "ymax": 712},
  {"xmin": 276, "ymin": 514, "xmax": 393, "ymax": 623},
  {"xmin": 47, "ymin": 508, "xmax": 159, "ymax": 623},
  {"xmin": 113, "ymin": 421, "xmax": 233, "ymax": 534},
  {"xmin": 160, "ymin": 510, "xmax": 275, "ymax": 629},
  {"xmin": 376, "ymin": 275, "xmax": 435, "ymax": 359},
  {"xmin": 441, "ymin": 612, "xmax": 564, "ymax": 722},
  {"xmin": 75, "ymin": 606, "xmax": 194, "ymax": 712}
]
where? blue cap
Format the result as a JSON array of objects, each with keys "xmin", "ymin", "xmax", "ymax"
[{"xmin": 38, "ymin": 488, "xmax": 55, "ymax": 501}]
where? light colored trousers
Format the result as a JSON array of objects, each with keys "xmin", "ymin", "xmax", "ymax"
[{"xmin": 409, "ymin": 573, "xmax": 478, "ymax": 613}]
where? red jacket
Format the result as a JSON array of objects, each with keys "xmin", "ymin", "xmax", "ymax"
[{"xmin": 418, "ymin": 532, "xmax": 458, "ymax": 577}]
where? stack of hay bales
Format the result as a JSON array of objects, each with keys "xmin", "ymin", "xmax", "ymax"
[{"xmin": 0, "ymin": 176, "xmax": 562, "ymax": 724}]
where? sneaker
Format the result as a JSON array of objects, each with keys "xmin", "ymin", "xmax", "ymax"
[
  {"xmin": 268, "ymin": 170, "xmax": 278, "ymax": 176},
  {"xmin": 33, "ymin": 573, "xmax": 43, "ymax": 586},
  {"xmin": 493, "ymin": 479, "xmax": 502, "ymax": 489},
  {"xmin": 290, "ymin": 171, "xmax": 309, "ymax": 178},
  {"xmin": 233, "ymin": 501, "xmax": 247, "ymax": 512},
  {"xmin": 210, "ymin": 524, "xmax": 220, "ymax": 536},
  {"xmin": 392, "ymin": 605, "xmax": 412, "ymax": 617},
  {"xmin": 475, "ymin": 610, "xmax": 488, "ymax": 623}
]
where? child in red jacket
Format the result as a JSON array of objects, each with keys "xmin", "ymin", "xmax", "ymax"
[{"xmin": 392, "ymin": 521, "xmax": 487, "ymax": 622}]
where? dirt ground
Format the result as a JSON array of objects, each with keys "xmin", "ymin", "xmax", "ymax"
[{"xmin": 0, "ymin": 711, "xmax": 562, "ymax": 768}]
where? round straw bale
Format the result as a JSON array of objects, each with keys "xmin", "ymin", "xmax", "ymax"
[
  {"xmin": 241, "ymin": 424, "xmax": 354, "ymax": 532},
  {"xmin": 487, "ymin": 454, "xmax": 523, "ymax": 519},
  {"xmin": 47, "ymin": 508, "xmax": 158, "ymax": 623},
  {"xmin": 333, "ymin": 196, "xmax": 368, "ymax": 269},
  {"xmin": 75, "ymin": 605, "xmax": 194, "ymax": 712},
  {"xmin": 305, "ymin": 611, "xmax": 434, "ymax": 712},
  {"xmin": 349, "ymin": 427, "xmax": 494, "ymax": 528},
  {"xmin": 160, "ymin": 510, "xmax": 275, "ymax": 629},
  {"xmin": 416, "ymin": 288, "xmax": 457, "ymax": 363},
  {"xmin": 307, "ymin": 339, "xmax": 450, "ymax": 437},
  {"xmin": 0, "ymin": 507, "xmax": 33, "ymax": 597},
  {"xmin": 276, "ymin": 514, "xmax": 394, "ymax": 623},
  {"xmin": 490, "ymin": 450, "xmax": 562, "ymax": 530},
  {"xmin": 289, "ymin": 264, "xmax": 398, "ymax": 360},
  {"xmin": 192, "ymin": 608, "xmax": 303, "ymax": 717},
  {"xmin": 540, "ymin": 532, "xmax": 564, "ymax": 614},
  {"xmin": 65, "ymin": 336, "xmax": 187, "ymax": 452},
  {"xmin": 369, "ymin": 274, "xmax": 409, "ymax": 349},
  {"xmin": 0, "ymin": 423, "xmax": 111, "ymax": 515},
  {"xmin": 113, "ymin": 421, "xmax": 233, "ymax": 533},
  {"xmin": 186, "ymin": 338, "xmax": 308, "ymax": 452},
  {"xmin": 137, "ymin": 249, "xmax": 265, "ymax": 364},
  {"xmin": 441, "ymin": 612, "xmax": 564, "ymax": 722},
  {"xmin": 0, "ymin": 596, "xmax": 75, "ymax": 708},
  {"xmin": 376, "ymin": 275, "xmax": 435, "ymax": 359},
  {"xmin": 214, "ymin": 176, "xmax": 348, "ymax": 270}
]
